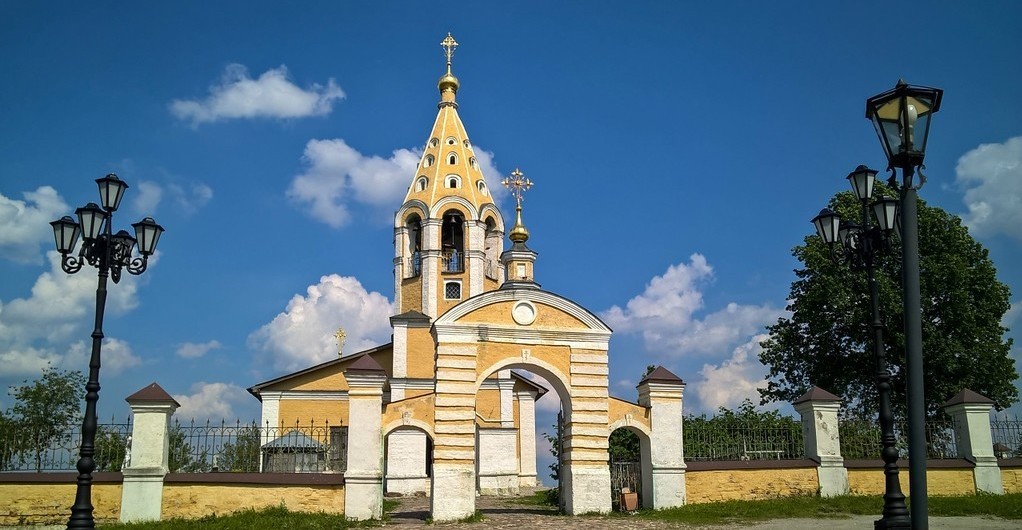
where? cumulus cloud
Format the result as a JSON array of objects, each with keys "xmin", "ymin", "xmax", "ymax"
[
  {"xmin": 128, "ymin": 180, "xmax": 213, "ymax": 217},
  {"xmin": 170, "ymin": 64, "xmax": 344, "ymax": 125},
  {"xmin": 66, "ymin": 338, "xmax": 141, "ymax": 376},
  {"xmin": 173, "ymin": 381, "xmax": 250, "ymax": 421},
  {"xmin": 1003, "ymin": 301, "xmax": 1021, "ymax": 329},
  {"xmin": 956, "ymin": 136, "xmax": 1022, "ymax": 241},
  {"xmin": 693, "ymin": 335, "xmax": 769, "ymax": 412},
  {"xmin": 177, "ymin": 340, "xmax": 222, "ymax": 359},
  {"xmin": 248, "ymin": 274, "xmax": 393, "ymax": 372},
  {"xmin": 601, "ymin": 254, "xmax": 781, "ymax": 358},
  {"xmin": 0, "ymin": 186, "xmax": 69, "ymax": 264},
  {"xmin": 287, "ymin": 138, "xmax": 507, "ymax": 229}
]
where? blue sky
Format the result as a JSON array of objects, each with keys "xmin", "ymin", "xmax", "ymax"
[{"xmin": 2, "ymin": 1, "xmax": 1020, "ymax": 472}]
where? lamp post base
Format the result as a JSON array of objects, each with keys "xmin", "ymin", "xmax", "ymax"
[{"xmin": 875, "ymin": 518, "xmax": 912, "ymax": 530}]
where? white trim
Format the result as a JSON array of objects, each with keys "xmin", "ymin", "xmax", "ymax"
[
  {"xmin": 444, "ymin": 279, "xmax": 463, "ymax": 300},
  {"xmin": 395, "ymin": 200, "xmax": 429, "ymax": 228},
  {"xmin": 430, "ymin": 196, "xmax": 479, "ymax": 220},
  {"xmin": 478, "ymin": 203, "xmax": 505, "ymax": 232},
  {"xmin": 434, "ymin": 324, "xmax": 609, "ymax": 349},
  {"xmin": 259, "ymin": 391, "xmax": 349, "ymax": 400},
  {"xmin": 444, "ymin": 174, "xmax": 462, "ymax": 189},
  {"xmin": 435, "ymin": 288, "xmax": 611, "ymax": 333}
]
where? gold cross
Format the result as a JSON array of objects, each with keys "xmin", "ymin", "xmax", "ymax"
[
  {"xmin": 502, "ymin": 168, "xmax": 534, "ymax": 207},
  {"xmin": 441, "ymin": 33, "xmax": 459, "ymax": 68},
  {"xmin": 333, "ymin": 326, "xmax": 347, "ymax": 356}
]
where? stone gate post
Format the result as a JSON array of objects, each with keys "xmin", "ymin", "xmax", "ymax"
[
  {"xmin": 636, "ymin": 366, "xmax": 686, "ymax": 509},
  {"xmin": 943, "ymin": 389, "xmax": 1003, "ymax": 494},
  {"xmin": 120, "ymin": 382, "xmax": 179, "ymax": 522},
  {"xmin": 793, "ymin": 387, "xmax": 848, "ymax": 497},
  {"xmin": 343, "ymin": 355, "xmax": 388, "ymax": 520}
]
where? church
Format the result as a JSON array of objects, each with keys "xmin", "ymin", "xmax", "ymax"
[{"xmin": 247, "ymin": 34, "xmax": 687, "ymax": 522}]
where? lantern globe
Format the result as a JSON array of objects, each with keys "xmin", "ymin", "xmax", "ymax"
[
  {"xmin": 132, "ymin": 217, "xmax": 164, "ymax": 256},
  {"xmin": 111, "ymin": 230, "xmax": 137, "ymax": 256},
  {"xmin": 811, "ymin": 208, "xmax": 841, "ymax": 245},
  {"xmin": 846, "ymin": 165, "xmax": 878, "ymax": 202},
  {"xmin": 96, "ymin": 174, "xmax": 129, "ymax": 212},
  {"xmin": 50, "ymin": 216, "xmax": 81, "ymax": 254},
  {"xmin": 873, "ymin": 196, "xmax": 899, "ymax": 232},
  {"xmin": 75, "ymin": 202, "xmax": 108, "ymax": 241},
  {"xmin": 865, "ymin": 80, "xmax": 943, "ymax": 169},
  {"xmin": 838, "ymin": 221, "xmax": 860, "ymax": 249}
]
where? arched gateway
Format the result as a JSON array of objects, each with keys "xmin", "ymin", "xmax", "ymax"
[{"xmin": 247, "ymin": 34, "xmax": 687, "ymax": 522}]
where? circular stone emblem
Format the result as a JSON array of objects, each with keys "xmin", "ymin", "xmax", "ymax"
[{"xmin": 511, "ymin": 301, "xmax": 537, "ymax": 326}]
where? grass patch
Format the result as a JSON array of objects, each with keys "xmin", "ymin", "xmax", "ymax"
[
  {"xmin": 103, "ymin": 505, "xmax": 374, "ymax": 529},
  {"xmin": 514, "ymin": 488, "xmax": 559, "ymax": 507},
  {"xmin": 634, "ymin": 493, "xmax": 1022, "ymax": 525}
]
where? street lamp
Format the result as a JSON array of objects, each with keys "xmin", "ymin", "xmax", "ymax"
[
  {"xmin": 866, "ymin": 80, "xmax": 943, "ymax": 530},
  {"xmin": 812, "ymin": 164, "xmax": 908, "ymax": 529},
  {"xmin": 51, "ymin": 174, "xmax": 164, "ymax": 530}
]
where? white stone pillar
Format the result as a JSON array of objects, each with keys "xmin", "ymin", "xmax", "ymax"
[
  {"xmin": 636, "ymin": 367, "xmax": 686, "ymax": 509},
  {"xmin": 344, "ymin": 356, "xmax": 388, "ymax": 520},
  {"xmin": 497, "ymin": 370, "xmax": 514, "ymax": 428},
  {"xmin": 516, "ymin": 391, "xmax": 538, "ymax": 487},
  {"xmin": 943, "ymin": 389, "xmax": 1003, "ymax": 494},
  {"xmin": 793, "ymin": 387, "xmax": 848, "ymax": 497},
  {"xmin": 120, "ymin": 383, "xmax": 179, "ymax": 523}
]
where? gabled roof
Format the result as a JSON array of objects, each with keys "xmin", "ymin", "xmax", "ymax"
[
  {"xmin": 510, "ymin": 370, "xmax": 549, "ymax": 398},
  {"xmin": 126, "ymin": 382, "xmax": 180, "ymax": 406},
  {"xmin": 247, "ymin": 342, "xmax": 392, "ymax": 400},
  {"xmin": 793, "ymin": 386, "xmax": 842, "ymax": 405},
  {"xmin": 262, "ymin": 431, "xmax": 324, "ymax": 451},
  {"xmin": 639, "ymin": 366, "xmax": 684, "ymax": 385},
  {"xmin": 347, "ymin": 353, "xmax": 387, "ymax": 374},
  {"xmin": 942, "ymin": 388, "xmax": 995, "ymax": 408}
]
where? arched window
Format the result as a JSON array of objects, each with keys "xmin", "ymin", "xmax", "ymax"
[
  {"xmin": 463, "ymin": 138, "xmax": 471, "ymax": 148},
  {"xmin": 469, "ymin": 156, "xmax": 477, "ymax": 169},
  {"xmin": 424, "ymin": 154, "xmax": 434, "ymax": 167},
  {"xmin": 415, "ymin": 177, "xmax": 428, "ymax": 192},
  {"xmin": 429, "ymin": 138, "xmax": 439, "ymax": 148},
  {"xmin": 405, "ymin": 214, "xmax": 423, "ymax": 278},
  {"xmin": 446, "ymin": 137, "xmax": 457, "ymax": 145},
  {"xmin": 447, "ymin": 152, "xmax": 457, "ymax": 165},
  {"xmin": 441, "ymin": 211, "xmax": 464, "ymax": 273},
  {"xmin": 446, "ymin": 175, "xmax": 461, "ymax": 189},
  {"xmin": 477, "ymin": 180, "xmax": 487, "ymax": 195}
]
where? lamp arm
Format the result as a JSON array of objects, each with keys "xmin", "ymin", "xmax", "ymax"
[
  {"xmin": 59, "ymin": 253, "xmax": 84, "ymax": 274},
  {"xmin": 126, "ymin": 255, "xmax": 148, "ymax": 276}
]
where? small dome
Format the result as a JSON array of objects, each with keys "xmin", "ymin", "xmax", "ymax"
[{"xmin": 438, "ymin": 72, "xmax": 460, "ymax": 94}]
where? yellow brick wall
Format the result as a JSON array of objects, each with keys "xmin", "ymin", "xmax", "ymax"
[
  {"xmin": 686, "ymin": 468, "xmax": 819, "ymax": 504},
  {"xmin": 476, "ymin": 343, "xmax": 572, "ymax": 385},
  {"xmin": 1002, "ymin": 467, "xmax": 1022, "ymax": 493},
  {"xmin": 406, "ymin": 327, "xmax": 436, "ymax": 378},
  {"xmin": 162, "ymin": 484, "xmax": 343, "ymax": 519},
  {"xmin": 848, "ymin": 468, "xmax": 975, "ymax": 496},
  {"xmin": 401, "ymin": 277, "xmax": 422, "ymax": 313},
  {"xmin": 0, "ymin": 483, "xmax": 121, "ymax": 525},
  {"xmin": 457, "ymin": 300, "xmax": 588, "ymax": 329},
  {"xmin": 382, "ymin": 393, "xmax": 436, "ymax": 432},
  {"xmin": 607, "ymin": 397, "xmax": 651, "ymax": 432},
  {"xmin": 475, "ymin": 387, "xmax": 501, "ymax": 424},
  {"xmin": 278, "ymin": 400, "xmax": 349, "ymax": 427}
]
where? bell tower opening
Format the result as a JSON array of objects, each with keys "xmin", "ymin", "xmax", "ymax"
[
  {"xmin": 441, "ymin": 211, "xmax": 464, "ymax": 273},
  {"xmin": 406, "ymin": 214, "xmax": 423, "ymax": 278}
]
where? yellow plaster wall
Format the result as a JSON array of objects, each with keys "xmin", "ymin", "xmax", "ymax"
[
  {"xmin": 847, "ymin": 468, "xmax": 976, "ymax": 496},
  {"xmin": 382, "ymin": 393, "xmax": 436, "ymax": 432},
  {"xmin": 401, "ymin": 277, "xmax": 422, "ymax": 314},
  {"xmin": 686, "ymin": 468, "xmax": 818, "ymax": 504},
  {"xmin": 1003, "ymin": 467, "xmax": 1022, "ymax": 493},
  {"xmin": 0, "ymin": 483, "xmax": 121, "ymax": 525},
  {"xmin": 267, "ymin": 364, "xmax": 348, "ymax": 392},
  {"xmin": 162, "ymin": 484, "xmax": 343, "ymax": 519},
  {"xmin": 476, "ymin": 343, "xmax": 572, "ymax": 386},
  {"xmin": 278, "ymin": 400, "xmax": 349, "ymax": 427},
  {"xmin": 403, "ymin": 387, "xmax": 435, "ymax": 400},
  {"xmin": 406, "ymin": 327, "xmax": 436, "ymax": 378},
  {"xmin": 475, "ymin": 388, "xmax": 501, "ymax": 423},
  {"xmin": 457, "ymin": 301, "xmax": 588, "ymax": 329},
  {"xmin": 607, "ymin": 397, "xmax": 651, "ymax": 432}
]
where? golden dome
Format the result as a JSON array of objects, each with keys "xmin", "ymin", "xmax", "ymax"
[
  {"xmin": 438, "ymin": 71, "xmax": 460, "ymax": 94},
  {"xmin": 508, "ymin": 205, "xmax": 530, "ymax": 243}
]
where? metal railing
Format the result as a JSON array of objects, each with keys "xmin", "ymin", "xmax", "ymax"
[
  {"xmin": 683, "ymin": 415, "xmax": 805, "ymax": 461},
  {"xmin": 991, "ymin": 414, "xmax": 1022, "ymax": 459},
  {"xmin": 441, "ymin": 249, "xmax": 463, "ymax": 273},
  {"xmin": 406, "ymin": 253, "xmax": 421, "ymax": 279},
  {"xmin": 0, "ymin": 418, "xmax": 132, "ymax": 472},
  {"xmin": 170, "ymin": 419, "xmax": 347, "ymax": 473},
  {"xmin": 839, "ymin": 417, "xmax": 958, "ymax": 460}
]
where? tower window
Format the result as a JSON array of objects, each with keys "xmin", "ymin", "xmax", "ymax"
[
  {"xmin": 429, "ymin": 138, "xmax": 439, "ymax": 148},
  {"xmin": 424, "ymin": 154, "xmax": 434, "ymax": 167},
  {"xmin": 477, "ymin": 181, "xmax": 487, "ymax": 195},
  {"xmin": 444, "ymin": 281, "xmax": 462, "ymax": 300},
  {"xmin": 469, "ymin": 156, "xmax": 477, "ymax": 169},
  {"xmin": 446, "ymin": 175, "xmax": 461, "ymax": 189},
  {"xmin": 447, "ymin": 153, "xmax": 457, "ymax": 165},
  {"xmin": 446, "ymin": 137, "xmax": 457, "ymax": 145},
  {"xmin": 416, "ymin": 177, "xmax": 428, "ymax": 192},
  {"xmin": 463, "ymin": 139, "xmax": 471, "ymax": 148},
  {"xmin": 441, "ymin": 211, "xmax": 464, "ymax": 273}
]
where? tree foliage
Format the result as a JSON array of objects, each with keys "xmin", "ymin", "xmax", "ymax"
[
  {"xmin": 759, "ymin": 188, "xmax": 1017, "ymax": 418},
  {"xmin": 168, "ymin": 424, "xmax": 209, "ymax": 472},
  {"xmin": 218, "ymin": 424, "xmax": 261, "ymax": 472},
  {"xmin": 684, "ymin": 400, "xmax": 802, "ymax": 460},
  {"xmin": 94, "ymin": 426, "xmax": 128, "ymax": 471},
  {"xmin": 9, "ymin": 366, "xmax": 85, "ymax": 471}
]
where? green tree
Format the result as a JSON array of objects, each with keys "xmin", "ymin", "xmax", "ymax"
[
  {"xmin": 541, "ymin": 412, "xmax": 563, "ymax": 482},
  {"xmin": 608, "ymin": 428, "xmax": 640, "ymax": 462},
  {"xmin": 94, "ymin": 426, "xmax": 128, "ymax": 471},
  {"xmin": 10, "ymin": 367, "xmax": 85, "ymax": 471},
  {"xmin": 759, "ymin": 189, "xmax": 1018, "ymax": 418},
  {"xmin": 683, "ymin": 400, "xmax": 802, "ymax": 461},
  {"xmin": 0, "ymin": 411, "xmax": 23, "ymax": 470},
  {"xmin": 218, "ymin": 424, "xmax": 261, "ymax": 472},
  {"xmin": 168, "ymin": 424, "xmax": 209, "ymax": 472}
]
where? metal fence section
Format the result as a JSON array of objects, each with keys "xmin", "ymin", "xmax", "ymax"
[
  {"xmin": 683, "ymin": 414, "xmax": 805, "ymax": 461},
  {"xmin": 170, "ymin": 419, "xmax": 347, "ymax": 473},
  {"xmin": 839, "ymin": 417, "xmax": 958, "ymax": 459},
  {"xmin": 609, "ymin": 461, "xmax": 642, "ymax": 510},
  {"xmin": 991, "ymin": 414, "xmax": 1022, "ymax": 459},
  {"xmin": 0, "ymin": 418, "xmax": 132, "ymax": 472}
]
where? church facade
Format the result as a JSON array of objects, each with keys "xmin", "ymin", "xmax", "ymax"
[{"xmin": 247, "ymin": 34, "xmax": 687, "ymax": 522}]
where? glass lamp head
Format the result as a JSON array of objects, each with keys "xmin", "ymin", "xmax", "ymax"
[
  {"xmin": 96, "ymin": 173, "xmax": 129, "ymax": 212},
  {"xmin": 865, "ymin": 80, "xmax": 943, "ymax": 169}
]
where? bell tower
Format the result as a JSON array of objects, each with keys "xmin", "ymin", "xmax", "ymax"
[{"xmin": 394, "ymin": 34, "xmax": 506, "ymax": 318}]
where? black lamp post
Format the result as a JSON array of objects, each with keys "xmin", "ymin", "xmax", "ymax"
[
  {"xmin": 812, "ymin": 165, "xmax": 908, "ymax": 529},
  {"xmin": 866, "ymin": 80, "xmax": 943, "ymax": 530},
  {"xmin": 51, "ymin": 174, "xmax": 164, "ymax": 530}
]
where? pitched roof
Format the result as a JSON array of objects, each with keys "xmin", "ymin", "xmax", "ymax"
[
  {"xmin": 247, "ymin": 342, "xmax": 392, "ymax": 399},
  {"xmin": 510, "ymin": 370, "xmax": 549, "ymax": 398},
  {"xmin": 261, "ymin": 431, "xmax": 324, "ymax": 451},
  {"xmin": 125, "ymin": 382, "xmax": 180, "ymax": 406},
  {"xmin": 639, "ymin": 366, "xmax": 684, "ymax": 385},
  {"xmin": 792, "ymin": 386, "xmax": 842, "ymax": 405},
  {"xmin": 942, "ymin": 388, "xmax": 995, "ymax": 408},
  {"xmin": 346, "ymin": 353, "xmax": 387, "ymax": 374}
]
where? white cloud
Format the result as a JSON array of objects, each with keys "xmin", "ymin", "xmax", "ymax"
[
  {"xmin": 129, "ymin": 180, "xmax": 213, "ymax": 217},
  {"xmin": 693, "ymin": 334, "xmax": 769, "ymax": 412},
  {"xmin": 287, "ymin": 139, "xmax": 507, "ymax": 229},
  {"xmin": 956, "ymin": 136, "xmax": 1022, "ymax": 241},
  {"xmin": 66, "ymin": 338, "xmax": 141, "ymax": 376},
  {"xmin": 601, "ymin": 254, "xmax": 782, "ymax": 358},
  {"xmin": 0, "ymin": 186, "xmax": 69, "ymax": 264},
  {"xmin": 1004, "ymin": 300, "xmax": 1021, "ymax": 329},
  {"xmin": 248, "ymin": 274, "xmax": 393, "ymax": 372},
  {"xmin": 170, "ymin": 64, "xmax": 344, "ymax": 126},
  {"xmin": 173, "ymin": 381, "xmax": 250, "ymax": 421},
  {"xmin": 177, "ymin": 339, "xmax": 222, "ymax": 359}
]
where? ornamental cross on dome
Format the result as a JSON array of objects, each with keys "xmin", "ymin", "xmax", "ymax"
[
  {"xmin": 441, "ymin": 33, "xmax": 458, "ymax": 67},
  {"xmin": 334, "ymin": 326, "xmax": 346, "ymax": 357},
  {"xmin": 502, "ymin": 168, "xmax": 534, "ymax": 207}
]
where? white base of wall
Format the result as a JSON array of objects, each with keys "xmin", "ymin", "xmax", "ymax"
[
  {"xmin": 974, "ymin": 462, "xmax": 1004, "ymax": 494},
  {"xmin": 344, "ymin": 475, "xmax": 383, "ymax": 520},
  {"xmin": 518, "ymin": 474, "xmax": 538, "ymax": 487},
  {"xmin": 119, "ymin": 468, "xmax": 165, "ymax": 522},
  {"xmin": 650, "ymin": 467, "xmax": 686, "ymax": 509},
  {"xmin": 563, "ymin": 464, "xmax": 611, "ymax": 515},
  {"xmin": 816, "ymin": 461, "xmax": 849, "ymax": 497},
  {"xmin": 478, "ymin": 473, "xmax": 519, "ymax": 495},
  {"xmin": 386, "ymin": 475, "xmax": 431, "ymax": 496},
  {"xmin": 430, "ymin": 465, "xmax": 475, "ymax": 522}
]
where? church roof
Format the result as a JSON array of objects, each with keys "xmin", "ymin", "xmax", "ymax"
[
  {"xmin": 401, "ymin": 33, "xmax": 496, "ymax": 218},
  {"xmin": 247, "ymin": 342, "xmax": 393, "ymax": 399}
]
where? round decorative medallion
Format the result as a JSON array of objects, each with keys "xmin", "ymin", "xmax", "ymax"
[{"xmin": 512, "ymin": 301, "xmax": 537, "ymax": 326}]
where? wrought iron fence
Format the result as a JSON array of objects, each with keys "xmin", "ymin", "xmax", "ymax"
[
  {"xmin": 991, "ymin": 414, "xmax": 1022, "ymax": 459},
  {"xmin": 609, "ymin": 461, "xmax": 642, "ymax": 510},
  {"xmin": 683, "ymin": 415, "xmax": 805, "ymax": 461},
  {"xmin": 442, "ymin": 249, "xmax": 463, "ymax": 273},
  {"xmin": 0, "ymin": 417, "xmax": 132, "ymax": 472},
  {"xmin": 839, "ymin": 417, "xmax": 958, "ymax": 459},
  {"xmin": 170, "ymin": 419, "xmax": 347, "ymax": 473}
]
